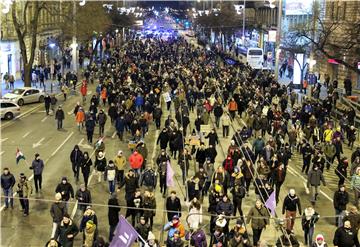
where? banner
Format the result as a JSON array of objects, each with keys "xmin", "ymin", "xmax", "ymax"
[{"xmin": 110, "ymin": 216, "xmax": 139, "ymax": 247}]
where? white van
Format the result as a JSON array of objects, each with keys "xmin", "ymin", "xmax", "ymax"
[{"xmin": 247, "ymin": 48, "xmax": 264, "ymax": 69}]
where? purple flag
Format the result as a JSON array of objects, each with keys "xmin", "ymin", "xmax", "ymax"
[
  {"xmin": 166, "ymin": 161, "xmax": 175, "ymax": 187},
  {"xmin": 110, "ymin": 216, "xmax": 139, "ymax": 247},
  {"xmin": 265, "ymin": 190, "xmax": 276, "ymax": 216}
]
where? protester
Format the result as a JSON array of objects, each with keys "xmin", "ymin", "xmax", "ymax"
[{"xmin": 1, "ymin": 168, "xmax": 16, "ymax": 209}]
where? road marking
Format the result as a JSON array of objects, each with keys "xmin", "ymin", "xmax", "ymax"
[
  {"xmin": 78, "ymin": 138, "xmax": 84, "ymax": 145},
  {"xmin": 112, "ymin": 131, "xmax": 117, "ymax": 139},
  {"xmin": 41, "ymin": 116, "xmax": 48, "ymax": 122},
  {"xmin": 51, "ymin": 132, "xmax": 74, "ymax": 156},
  {"xmin": 87, "ymin": 90, "xmax": 92, "ymax": 95},
  {"xmin": 32, "ymin": 137, "xmax": 45, "ymax": 148},
  {"xmin": 0, "ymin": 151, "xmax": 4, "ymax": 156},
  {"xmin": 1, "ymin": 138, "xmax": 8, "ymax": 143},
  {"xmin": 287, "ymin": 166, "xmax": 333, "ymax": 202},
  {"xmin": 68, "ymin": 110, "xmax": 73, "ymax": 115},
  {"xmin": 22, "ymin": 131, "xmax": 31, "ymax": 138}
]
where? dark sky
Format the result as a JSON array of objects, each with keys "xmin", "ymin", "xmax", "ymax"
[{"xmin": 138, "ymin": 1, "xmax": 192, "ymax": 10}]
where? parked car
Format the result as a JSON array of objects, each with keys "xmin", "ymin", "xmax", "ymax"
[
  {"xmin": 2, "ymin": 87, "xmax": 45, "ymax": 106},
  {"xmin": 0, "ymin": 100, "xmax": 21, "ymax": 120}
]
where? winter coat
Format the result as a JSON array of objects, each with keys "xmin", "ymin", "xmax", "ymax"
[
  {"xmin": 129, "ymin": 152, "xmax": 144, "ymax": 169},
  {"xmin": 76, "ymin": 189, "xmax": 92, "ymax": 210},
  {"xmin": 108, "ymin": 197, "xmax": 120, "ymax": 226},
  {"xmin": 143, "ymin": 195, "xmax": 156, "ymax": 218},
  {"xmin": 94, "ymin": 157, "xmax": 107, "ymax": 172},
  {"xmin": 136, "ymin": 223, "xmax": 151, "ymax": 241},
  {"xmin": 97, "ymin": 112, "xmax": 107, "ymax": 125},
  {"xmin": 301, "ymin": 208, "xmax": 319, "ymax": 230},
  {"xmin": 105, "ymin": 163, "xmax": 117, "ymax": 181},
  {"xmin": 1, "ymin": 173, "xmax": 16, "ymax": 189},
  {"xmin": 157, "ymin": 131, "xmax": 169, "ymax": 149},
  {"xmin": 307, "ymin": 169, "xmax": 326, "ymax": 187},
  {"xmin": 16, "ymin": 180, "xmax": 32, "ymax": 198},
  {"xmin": 205, "ymin": 132, "xmax": 218, "ymax": 146},
  {"xmin": 333, "ymin": 190, "xmax": 349, "ymax": 211},
  {"xmin": 70, "ymin": 150, "xmax": 83, "ymax": 165},
  {"xmin": 114, "ymin": 155, "xmax": 126, "ymax": 171},
  {"xmin": 31, "ymin": 159, "xmax": 44, "ymax": 175},
  {"xmin": 186, "ymin": 229, "xmax": 207, "ymax": 247},
  {"xmin": 333, "ymin": 227, "xmax": 356, "ymax": 247},
  {"xmin": 222, "ymin": 115, "xmax": 231, "ymax": 126},
  {"xmin": 80, "ymin": 158, "xmax": 92, "ymax": 175},
  {"xmin": 166, "ymin": 197, "xmax": 182, "ymax": 217},
  {"xmin": 50, "ymin": 201, "xmax": 67, "ymax": 223},
  {"xmin": 56, "ymin": 219, "xmax": 79, "ymax": 247},
  {"xmin": 55, "ymin": 182, "xmax": 74, "ymax": 201},
  {"xmin": 141, "ymin": 169, "xmax": 157, "ymax": 188},
  {"xmin": 164, "ymin": 221, "xmax": 185, "ymax": 240},
  {"xmin": 123, "ymin": 173, "xmax": 139, "ymax": 198},
  {"xmin": 55, "ymin": 109, "xmax": 65, "ymax": 120},
  {"xmin": 214, "ymin": 105, "xmax": 223, "ymax": 118},
  {"xmin": 115, "ymin": 116, "xmax": 125, "ymax": 132},
  {"xmin": 135, "ymin": 96, "xmax": 144, "ymax": 106},
  {"xmin": 282, "ymin": 194, "xmax": 302, "ymax": 214},
  {"xmin": 344, "ymin": 212, "xmax": 360, "ymax": 232},
  {"xmin": 246, "ymin": 206, "xmax": 269, "ymax": 229},
  {"xmin": 85, "ymin": 119, "xmax": 96, "ymax": 132},
  {"xmin": 76, "ymin": 111, "xmax": 85, "ymax": 123},
  {"xmin": 351, "ymin": 174, "xmax": 360, "ymax": 189},
  {"xmin": 216, "ymin": 201, "xmax": 234, "ymax": 216}
]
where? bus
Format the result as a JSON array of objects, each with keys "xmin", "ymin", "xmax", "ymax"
[{"xmin": 247, "ymin": 48, "xmax": 264, "ymax": 69}]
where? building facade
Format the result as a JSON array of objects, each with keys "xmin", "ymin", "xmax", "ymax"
[
  {"xmin": 315, "ymin": 0, "xmax": 360, "ymax": 88},
  {"xmin": 0, "ymin": 1, "xmax": 63, "ymax": 80}
]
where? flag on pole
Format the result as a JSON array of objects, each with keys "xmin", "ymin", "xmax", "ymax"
[
  {"xmin": 265, "ymin": 190, "xmax": 276, "ymax": 216},
  {"xmin": 110, "ymin": 216, "xmax": 139, "ymax": 247},
  {"xmin": 16, "ymin": 148, "xmax": 25, "ymax": 164},
  {"xmin": 95, "ymin": 137, "xmax": 104, "ymax": 150},
  {"xmin": 166, "ymin": 160, "xmax": 174, "ymax": 187}
]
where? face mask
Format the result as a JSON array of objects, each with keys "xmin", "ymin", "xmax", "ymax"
[
  {"xmin": 62, "ymin": 180, "xmax": 66, "ymax": 184},
  {"xmin": 36, "ymin": 157, "xmax": 40, "ymax": 160}
]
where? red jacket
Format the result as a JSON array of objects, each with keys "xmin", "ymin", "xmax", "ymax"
[{"xmin": 129, "ymin": 151, "xmax": 144, "ymax": 169}]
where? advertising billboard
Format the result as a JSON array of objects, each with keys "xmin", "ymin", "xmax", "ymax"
[{"xmin": 285, "ymin": 0, "xmax": 313, "ymax": 15}]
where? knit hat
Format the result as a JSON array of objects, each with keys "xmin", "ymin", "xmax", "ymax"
[
  {"xmin": 316, "ymin": 234, "xmax": 324, "ymax": 242},
  {"xmin": 98, "ymin": 152, "xmax": 105, "ymax": 160},
  {"xmin": 118, "ymin": 150, "xmax": 123, "ymax": 156},
  {"xmin": 55, "ymin": 193, "xmax": 62, "ymax": 201},
  {"xmin": 148, "ymin": 231, "xmax": 156, "ymax": 240},
  {"xmin": 215, "ymin": 215, "xmax": 227, "ymax": 228}
]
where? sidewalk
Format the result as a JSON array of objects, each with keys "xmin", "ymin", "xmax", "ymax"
[{"xmin": 0, "ymin": 79, "xmax": 63, "ymax": 96}]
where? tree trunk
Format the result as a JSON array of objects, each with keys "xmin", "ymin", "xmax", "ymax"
[
  {"xmin": 89, "ymin": 39, "xmax": 101, "ymax": 66},
  {"xmin": 23, "ymin": 64, "xmax": 32, "ymax": 87}
]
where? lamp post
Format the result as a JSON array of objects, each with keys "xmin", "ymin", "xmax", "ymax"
[
  {"xmin": 242, "ymin": 0, "xmax": 246, "ymax": 45},
  {"xmin": 71, "ymin": 0, "xmax": 77, "ymax": 72},
  {"xmin": 274, "ymin": 0, "xmax": 283, "ymax": 80}
]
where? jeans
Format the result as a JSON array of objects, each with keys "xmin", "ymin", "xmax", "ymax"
[
  {"xmin": 19, "ymin": 197, "xmax": 29, "ymax": 214},
  {"xmin": 3, "ymin": 188, "xmax": 13, "ymax": 208},
  {"xmin": 34, "ymin": 174, "xmax": 42, "ymax": 192},
  {"xmin": 108, "ymin": 180, "xmax": 116, "ymax": 194},
  {"xmin": 57, "ymin": 120, "xmax": 63, "ymax": 129},
  {"xmin": 99, "ymin": 124, "xmax": 105, "ymax": 136},
  {"xmin": 304, "ymin": 227, "xmax": 314, "ymax": 246},
  {"xmin": 51, "ymin": 222, "xmax": 59, "ymax": 238}
]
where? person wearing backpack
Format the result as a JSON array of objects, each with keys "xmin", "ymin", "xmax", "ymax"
[
  {"xmin": 141, "ymin": 166, "xmax": 157, "ymax": 191},
  {"xmin": 17, "ymin": 173, "xmax": 32, "ymax": 216}
]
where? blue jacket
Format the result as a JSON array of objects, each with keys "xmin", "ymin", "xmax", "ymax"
[
  {"xmin": 135, "ymin": 96, "xmax": 144, "ymax": 107},
  {"xmin": 31, "ymin": 159, "xmax": 44, "ymax": 175},
  {"xmin": 86, "ymin": 119, "xmax": 96, "ymax": 132},
  {"xmin": 115, "ymin": 117, "xmax": 125, "ymax": 132},
  {"xmin": 1, "ymin": 173, "xmax": 15, "ymax": 189}
]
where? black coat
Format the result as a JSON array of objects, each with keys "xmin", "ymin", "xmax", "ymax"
[
  {"xmin": 333, "ymin": 190, "xmax": 349, "ymax": 211},
  {"xmin": 76, "ymin": 189, "xmax": 92, "ymax": 209},
  {"xmin": 80, "ymin": 158, "xmax": 92, "ymax": 175},
  {"xmin": 157, "ymin": 131, "xmax": 169, "ymax": 149},
  {"xmin": 55, "ymin": 109, "xmax": 65, "ymax": 120},
  {"xmin": 166, "ymin": 197, "xmax": 182, "ymax": 217},
  {"xmin": 55, "ymin": 182, "xmax": 74, "ymax": 201},
  {"xmin": 108, "ymin": 197, "xmax": 120, "ymax": 226},
  {"xmin": 56, "ymin": 220, "xmax": 79, "ymax": 247},
  {"xmin": 333, "ymin": 227, "xmax": 356, "ymax": 247},
  {"xmin": 70, "ymin": 149, "xmax": 83, "ymax": 165}
]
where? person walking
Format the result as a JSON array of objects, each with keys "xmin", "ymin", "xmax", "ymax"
[
  {"xmin": 105, "ymin": 160, "xmax": 117, "ymax": 194},
  {"xmin": 44, "ymin": 94, "xmax": 51, "ymax": 115},
  {"xmin": 85, "ymin": 116, "xmax": 96, "ymax": 144},
  {"xmin": 30, "ymin": 153, "xmax": 44, "ymax": 193},
  {"xmin": 166, "ymin": 191, "xmax": 182, "ymax": 222},
  {"xmin": 333, "ymin": 220, "xmax": 357, "ymax": 247},
  {"xmin": 307, "ymin": 165, "xmax": 326, "ymax": 203},
  {"xmin": 246, "ymin": 199, "xmax": 269, "ymax": 246},
  {"xmin": 97, "ymin": 109, "xmax": 107, "ymax": 137},
  {"xmin": 16, "ymin": 173, "xmax": 32, "ymax": 216},
  {"xmin": 55, "ymin": 106, "xmax": 65, "ymax": 130},
  {"xmin": 222, "ymin": 113, "xmax": 231, "ymax": 138},
  {"xmin": 282, "ymin": 189, "xmax": 302, "ymax": 232},
  {"xmin": 75, "ymin": 184, "xmax": 92, "ymax": 213},
  {"xmin": 301, "ymin": 206, "xmax": 319, "ymax": 246},
  {"xmin": 94, "ymin": 152, "xmax": 107, "ymax": 183},
  {"xmin": 75, "ymin": 107, "xmax": 85, "ymax": 131},
  {"xmin": 56, "ymin": 214, "xmax": 79, "ymax": 247},
  {"xmin": 70, "ymin": 145, "xmax": 83, "ymax": 182},
  {"xmin": 108, "ymin": 193, "xmax": 120, "ymax": 242},
  {"xmin": 333, "ymin": 184, "xmax": 349, "ymax": 226},
  {"xmin": 50, "ymin": 193, "xmax": 67, "ymax": 238},
  {"xmin": 1, "ymin": 167, "xmax": 16, "ymax": 209},
  {"xmin": 114, "ymin": 150, "xmax": 126, "ymax": 186},
  {"xmin": 351, "ymin": 167, "xmax": 360, "ymax": 207},
  {"xmin": 50, "ymin": 94, "xmax": 57, "ymax": 114},
  {"xmin": 80, "ymin": 151, "xmax": 92, "ymax": 188},
  {"xmin": 55, "ymin": 177, "xmax": 74, "ymax": 210}
]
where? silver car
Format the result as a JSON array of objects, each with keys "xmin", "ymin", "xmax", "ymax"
[
  {"xmin": 0, "ymin": 100, "xmax": 21, "ymax": 120},
  {"xmin": 2, "ymin": 87, "xmax": 45, "ymax": 106}
]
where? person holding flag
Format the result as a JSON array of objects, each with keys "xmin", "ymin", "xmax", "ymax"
[{"xmin": 16, "ymin": 148, "xmax": 26, "ymax": 165}]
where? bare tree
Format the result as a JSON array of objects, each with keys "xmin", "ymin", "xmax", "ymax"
[
  {"xmin": 292, "ymin": 3, "xmax": 360, "ymax": 75},
  {"xmin": 12, "ymin": 1, "xmax": 45, "ymax": 87}
]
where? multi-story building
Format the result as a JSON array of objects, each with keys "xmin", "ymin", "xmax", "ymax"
[
  {"xmin": 0, "ymin": 1, "xmax": 63, "ymax": 79},
  {"xmin": 315, "ymin": 0, "xmax": 360, "ymax": 87}
]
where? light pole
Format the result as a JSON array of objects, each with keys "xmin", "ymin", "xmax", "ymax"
[
  {"xmin": 274, "ymin": 0, "xmax": 283, "ymax": 80},
  {"xmin": 242, "ymin": 0, "xmax": 246, "ymax": 45},
  {"xmin": 71, "ymin": 0, "xmax": 78, "ymax": 72}
]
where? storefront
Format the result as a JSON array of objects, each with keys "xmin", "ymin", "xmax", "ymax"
[{"xmin": 0, "ymin": 41, "xmax": 21, "ymax": 80}]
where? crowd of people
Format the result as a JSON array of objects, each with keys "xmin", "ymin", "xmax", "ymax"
[{"xmin": 2, "ymin": 19, "xmax": 360, "ymax": 247}]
